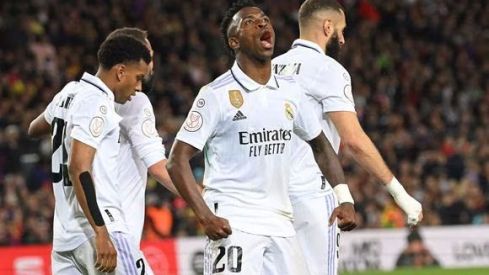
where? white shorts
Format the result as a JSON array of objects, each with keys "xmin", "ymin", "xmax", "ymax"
[
  {"xmin": 203, "ymin": 229, "xmax": 308, "ymax": 275},
  {"xmin": 292, "ymin": 191, "xmax": 339, "ymax": 275},
  {"xmin": 51, "ymin": 232, "xmax": 145, "ymax": 275}
]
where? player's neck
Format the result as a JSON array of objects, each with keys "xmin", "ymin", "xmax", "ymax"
[
  {"xmin": 236, "ymin": 55, "xmax": 272, "ymax": 85},
  {"xmin": 299, "ymin": 33, "xmax": 326, "ymax": 54},
  {"xmin": 95, "ymin": 68, "xmax": 116, "ymax": 94}
]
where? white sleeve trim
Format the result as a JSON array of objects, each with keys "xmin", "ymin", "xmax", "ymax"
[
  {"xmin": 70, "ymin": 130, "xmax": 98, "ymax": 150},
  {"xmin": 175, "ymin": 135, "xmax": 206, "ymax": 151}
]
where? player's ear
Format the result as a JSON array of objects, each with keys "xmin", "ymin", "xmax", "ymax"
[
  {"xmin": 229, "ymin": 37, "xmax": 239, "ymax": 51},
  {"xmin": 115, "ymin": 64, "xmax": 126, "ymax": 82},
  {"xmin": 322, "ymin": 19, "xmax": 333, "ymax": 39}
]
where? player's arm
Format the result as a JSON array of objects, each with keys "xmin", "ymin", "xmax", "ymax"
[
  {"xmin": 68, "ymin": 139, "xmax": 116, "ymax": 272},
  {"xmin": 166, "ymin": 141, "xmax": 231, "ymax": 240},
  {"xmin": 329, "ymin": 111, "xmax": 423, "ymax": 225},
  {"xmin": 148, "ymin": 159, "xmax": 181, "ymax": 196},
  {"xmin": 119, "ymin": 94, "xmax": 183, "ymax": 196},
  {"xmin": 293, "ymin": 89, "xmax": 356, "ymax": 231},
  {"xmin": 28, "ymin": 111, "xmax": 51, "ymax": 138},
  {"xmin": 307, "ymin": 133, "xmax": 356, "ymax": 231}
]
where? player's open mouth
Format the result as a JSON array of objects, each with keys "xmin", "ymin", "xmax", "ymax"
[{"xmin": 260, "ymin": 30, "xmax": 273, "ymax": 49}]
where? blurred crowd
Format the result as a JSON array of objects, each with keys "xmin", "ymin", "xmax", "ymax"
[{"xmin": 0, "ymin": 0, "xmax": 488, "ymax": 245}]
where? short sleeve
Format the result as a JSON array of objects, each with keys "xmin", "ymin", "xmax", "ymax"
[
  {"xmin": 176, "ymin": 86, "xmax": 221, "ymax": 151},
  {"xmin": 292, "ymin": 93, "xmax": 322, "ymax": 141},
  {"xmin": 70, "ymin": 95, "xmax": 120, "ymax": 149},
  {"xmin": 118, "ymin": 93, "xmax": 165, "ymax": 168},
  {"xmin": 308, "ymin": 61, "xmax": 356, "ymax": 114},
  {"xmin": 44, "ymin": 92, "xmax": 62, "ymax": 125}
]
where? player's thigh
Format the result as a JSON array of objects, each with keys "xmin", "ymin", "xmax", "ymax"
[
  {"xmin": 132, "ymin": 248, "xmax": 154, "ymax": 275},
  {"xmin": 52, "ymin": 249, "xmax": 83, "ymax": 275},
  {"xmin": 111, "ymin": 232, "xmax": 142, "ymax": 275},
  {"xmin": 263, "ymin": 235, "xmax": 309, "ymax": 275},
  {"xmin": 203, "ymin": 229, "xmax": 267, "ymax": 275},
  {"xmin": 292, "ymin": 193, "xmax": 339, "ymax": 275}
]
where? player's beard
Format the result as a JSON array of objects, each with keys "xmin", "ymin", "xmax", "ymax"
[
  {"xmin": 326, "ymin": 34, "xmax": 341, "ymax": 60},
  {"xmin": 142, "ymin": 74, "xmax": 155, "ymax": 94}
]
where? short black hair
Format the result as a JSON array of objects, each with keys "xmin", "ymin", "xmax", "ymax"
[
  {"xmin": 97, "ymin": 35, "xmax": 151, "ymax": 70},
  {"xmin": 299, "ymin": 0, "xmax": 343, "ymax": 28},
  {"xmin": 220, "ymin": 0, "xmax": 259, "ymax": 56},
  {"xmin": 105, "ymin": 27, "xmax": 148, "ymax": 44}
]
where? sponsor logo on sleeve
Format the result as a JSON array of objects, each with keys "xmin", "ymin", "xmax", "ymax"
[
  {"xmin": 144, "ymin": 108, "xmax": 152, "ymax": 117},
  {"xmin": 89, "ymin": 117, "xmax": 104, "ymax": 137},
  {"xmin": 99, "ymin": 105, "xmax": 107, "ymax": 114},
  {"xmin": 183, "ymin": 111, "xmax": 203, "ymax": 132},
  {"xmin": 142, "ymin": 119, "xmax": 157, "ymax": 137},
  {"xmin": 196, "ymin": 98, "xmax": 205, "ymax": 108},
  {"xmin": 228, "ymin": 90, "xmax": 243, "ymax": 109}
]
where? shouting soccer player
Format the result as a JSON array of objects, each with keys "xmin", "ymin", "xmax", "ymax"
[{"xmin": 167, "ymin": 1, "xmax": 355, "ymax": 274}]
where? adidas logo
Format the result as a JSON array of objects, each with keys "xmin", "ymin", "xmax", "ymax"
[{"xmin": 232, "ymin": 110, "xmax": 247, "ymax": 121}]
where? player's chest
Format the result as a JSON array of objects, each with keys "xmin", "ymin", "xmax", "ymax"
[{"xmin": 220, "ymin": 89, "xmax": 297, "ymax": 131}]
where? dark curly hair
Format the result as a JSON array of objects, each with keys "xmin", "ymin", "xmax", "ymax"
[
  {"xmin": 97, "ymin": 35, "xmax": 151, "ymax": 70},
  {"xmin": 220, "ymin": 0, "xmax": 260, "ymax": 56}
]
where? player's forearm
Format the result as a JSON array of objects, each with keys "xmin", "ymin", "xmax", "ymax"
[
  {"xmin": 342, "ymin": 132, "xmax": 393, "ymax": 185},
  {"xmin": 166, "ymin": 158, "xmax": 214, "ymax": 222},
  {"xmin": 69, "ymin": 167, "xmax": 107, "ymax": 235},
  {"xmin": 309, "ymin": 134, "xmax": 345, "ymax": 187},
  {"xmin": 148, "ymin": 160, "xmax": 180, "ymax": 196}
]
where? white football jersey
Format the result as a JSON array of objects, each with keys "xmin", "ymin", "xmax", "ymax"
[
  {"xmin": 44, "ymin": 72, "xmax": 126, "ymax": 251},
  {"xmin": 115, "ymin": 92, "xmax": 166, "ymax": 245},
  {"xmin": 176, "ymin": 62, "xmax": 322, "ymax": 237},
  {"xmin": 273, "ymin": 39, "xmax": 356, "ymax": 200}
]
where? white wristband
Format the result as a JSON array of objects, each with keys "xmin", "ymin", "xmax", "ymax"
[
  {"xmin": 386, "ymin": 177, "xmax": 423, "ymax": 225},
  {"xmin": 386, "ymin": 177, "xmax": 408, "ymax": 199},
  {"xmin": 333, "ymin": 184, "xmax": 354, "ymax": 204}
]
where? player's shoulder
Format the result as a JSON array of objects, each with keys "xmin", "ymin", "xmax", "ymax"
[
  {"xmin": 208, "ymin": 70, "xmax": 233, "ymax": 91},
  {"xmin": 128, "ymin": 92, "xmax": 151, "ymax": 107},
  {"xmin": 323, "ymin": 55, "xmax": 350, "ymax": 79},
  {"xmin": 115, "ymin": 92, "xmax": 152, "ymax": 116},
  {"xmin": 274, "ymin": 73, "xmax": 296, "ymax": 85}
]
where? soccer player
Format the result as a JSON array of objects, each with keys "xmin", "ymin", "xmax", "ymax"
[
  {"xmin": 166, "ymin": 1, "xmax": 355, "ymax": 274},
  {"xmin": 107, "ymin": 27, "xmax": 179, "ymax": 274},
  {"xmin": 28, "ymin": 35, "xmax": 151, "ymax": 273},
  {"xmin": 272, "ymin": 0, "xmax": 423, "ymax": 274}
]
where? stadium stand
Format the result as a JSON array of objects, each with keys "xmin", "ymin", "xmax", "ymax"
[{"xmin": 0, "ymin": 0, "xmax": 488, "ymax": 246}]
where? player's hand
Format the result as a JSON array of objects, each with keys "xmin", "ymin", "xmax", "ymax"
[
  {"xmin": 202, "ymin": 214, "xmax": 232, "ymax": 240},
  {"xmin": 329, "ymin": 202, "xmax": 357, "ymax": 231},
  {"xmin": 394, "ymin": 194, "xmax": 423, "ymax": 227},
  {"xmin": 94, "ymin": 228, "xmax": 117, "ymax": 273}
]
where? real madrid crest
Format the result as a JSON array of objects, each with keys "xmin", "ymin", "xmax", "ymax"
[
  {"xmin": 228, "ymin": 90, "xmax": 244, "ymax": 109},
  {"xmin": 285, "ymin": 102, "xmax": 294, "ymax": 120}
]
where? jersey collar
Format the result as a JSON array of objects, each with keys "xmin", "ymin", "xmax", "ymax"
[
  {"xmin": 291, "ymin": 39, "xmax": 325, "ymax": 55},
  {"xmin": 230, "ymin": 61, "xmax": 279, "ymax": 92},
  {"xmin": 80, "ymin": 72, "xmax": 115, "ymax": 102}
]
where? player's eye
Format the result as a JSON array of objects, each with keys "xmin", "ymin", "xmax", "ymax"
[{"xmin": 243, "ymin": 18, "xmax": 254, "ymax": 26}]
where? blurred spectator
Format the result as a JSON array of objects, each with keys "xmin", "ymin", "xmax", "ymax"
[
  {"xmin": 0, "ymin": 0, "xmax": 488, "ymax": 244},
  {"xmin": 396, "ymin": 230, "xmax": 439, "ymax": 268}
]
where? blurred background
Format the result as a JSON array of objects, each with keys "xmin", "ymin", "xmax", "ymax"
[{"xmin": 0, "ymin": 0, "xmax": 488, "ymax": 274}]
